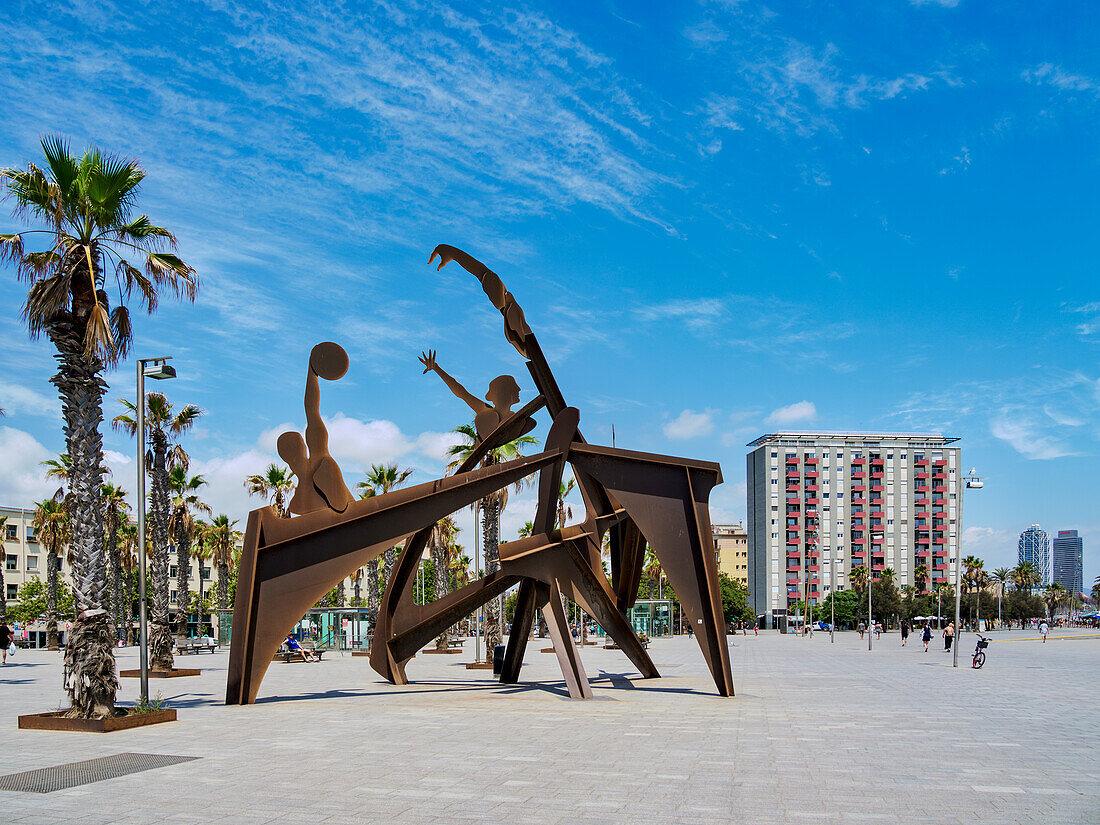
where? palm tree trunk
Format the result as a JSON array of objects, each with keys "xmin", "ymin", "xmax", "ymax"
[
  {"xmin": 46, "ymin": 548, "xmax": 60, "ymax": 650},
  {"xmin": 432, "ymin": 534, "xmax": 451, "ymax": 650},
  {"xmin": 336, "ymin": 580, "xmax": 345, "ymax": 607},
  {"xmin": 174, "ymin": 518, "xmax": 191, "ymax": 637},
  {"xmin": 366, "ymin": 558, "xmax": 380, "ymax": 633},
  {"xmin": 50, "ymin": 321, "xmax": 117, "ymax": 717},
  {"xmin": 382, "ymin": 547, "xmax": 396, "ymax": 596},
  {"xmin": 148, "ymin": 431, "xmax": 174, "ymax": 671},
  {"xmin": 482, "ymin": 496, "xmax": 502, "ymax": 655},
  {"xmin": 218, "ymin": 562, "xmax": 229, "ymax": 611},
  {"xmin": 106, "ymin": 516, "xmax": 123, "ymax": 643}
]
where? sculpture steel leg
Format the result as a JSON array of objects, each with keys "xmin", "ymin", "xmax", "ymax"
[
  {"xmin": 539, "ymin": 581, "xmax": 593, "ymax": 699},
  {"xmin": 499, "ymin": 578, "xmax": 537, "ymax": 684}
]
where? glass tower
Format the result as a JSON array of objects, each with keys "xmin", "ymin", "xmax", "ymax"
[
  {"xmin": 1052, "ymin": 529, "xmax": 1083, "ymax": 595},
  {"xmin": 1017, "ymin": 524, "xmax": 1051, "ymax": 587}
]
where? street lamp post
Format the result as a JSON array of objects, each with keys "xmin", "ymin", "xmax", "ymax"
[
  {"xmin": 135, "ymin": 356, "xmax": 176, "ymax": 704},
  {"xmin": 953, "ymin": 469, "xmax": 983, "ymax": 668}
]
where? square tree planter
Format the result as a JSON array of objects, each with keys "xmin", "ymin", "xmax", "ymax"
[
  {"xmin": 18, "ymin": 709, "xmax": 177, "ymax": 732},
  {"xmin": 119, "ymin": 668, "xmax": 200, "ymax": 678}
]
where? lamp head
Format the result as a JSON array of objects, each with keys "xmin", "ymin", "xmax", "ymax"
[{"xmin": 143, "ymin": 361, "xmax": 176, "ymax": 380}]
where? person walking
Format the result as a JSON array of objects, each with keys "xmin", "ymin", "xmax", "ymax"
[
  {"xmin": 0, "ymin": 622, "xmax": 13, "ymax": 665},
  {"xmin": 943, "ymin": 621, "xmax": 954, "ymax": 652},
  {"xmin": 1039, "ymin": 620, "xmax": 1049, "ymax": 643},
  {"xmin": 858, "ymin": 619, "xmax": 866, "ymax": 640},
  {"xmin": 921, "ymin": 623, "xmax": 932, "ymax": 652},
  {"xmin": 900, "ymin": 619, "xmax": 910, "ymax": 647}
]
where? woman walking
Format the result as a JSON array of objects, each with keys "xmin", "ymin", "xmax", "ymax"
[
  {"xmin": 943, "ymin": 621, "xmax": 955, "ymax": 652},
  {"xmin": 900, "ymin": 619, "xmax": 910, "ymax": 647},
  {"xmin": 921, "ymin": 623, "xmax": 932, "ymax": 652}
]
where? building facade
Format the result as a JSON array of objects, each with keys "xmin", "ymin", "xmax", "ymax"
[
  {"xmin": 712, "ymin": 523, "xmax": 749, "ymax": 587},
  {"xmin": 1018, "ymin": 525, "xmax": 1051, "ymax": 587},
  {"xmin": 747, "ymin": 432, "xmax": 962, "ymax": 627},
  {"xmin": 1052, "ymin": 529, "xmax": 1083, "ymax": 595}
]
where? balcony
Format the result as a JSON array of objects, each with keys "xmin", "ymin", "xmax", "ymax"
[
  {"xmin": 916, "ymin": 550, "xmax": 931, "ymax": 558},
  {"xmin": 871, "ymin": 472, "xmax": 884, "ymax": 479},
  {"xmin": 933, "ymin": 459, "xmax": 947, "ymax": 466},
  {"xmin": 933, "ymin": 472, "xmax": 947, "ymax": 480},
  {"xmin": 787, "ymin": 538, "xmax": 799, "ymax": 545},
  {"xmin": 853, "ymin": 458, "xmax": 866, "ymax": 465},
  {"xmin": 852, "ymin": 537, "xmax": 866, "ymax": 545},
  {"xmin": 870, "ymin": 485, "xmax": 884, "ymax": 493},
  {"xmin": 786, "ymin": 484, "xmax": 800, "ymax": 492},
  {"xmin": 807, "ymin": 564, "xmax": 820, "ymax": 572},
  {"xmin": 804, "ymin": 457, "xmax": 818, "ymax": 465},
  {"xmin": 805, "ymin": 471, "xmax": 819, "ymax": 478},
  {"xmin": 805, "ymin": 510, "xmax": 818, "ymax": 519},
  {"xmin": 851, "ymin": 525, "xmax": 866, "ymax": 532},
  {"xmin": 852, "ymin": 471, "xmax": 867, "ymax": 479},
  {"xmin": 787, "ymin": 564, "xmax": 801, "ymax": 572},
  {"xmin": 809, "ymin": 578, "xmax": 820, "ymax": 586},
  {"xmin": 852, "ymin": 485, "xmax": 866, "ymax": 493},
  {"xmin": 786, "ymin": 455, "xmax": 799, "ymax": 464},
  {"xmin": 915, "ymin": 498, "xmax": 930, "ymax": 506},
  {"xmin": 852, "ymin": 551, "xmax": 866, "ymax": 559},
  {"xmin": 872, "ymin": 564, "xmax": 885, "ymax": 571},
  {"xmin": 915, "ymin": 458, "xmax": 929, "ymax": 466},
  {"xmin": 852, "ymin": 498, "xmax": 867, "ymax": 506},
  {"xmin": 805, "ymin": 497, "xmax": 819, "ymax": 505},
  {"xmin": 916, "ymin": 472, "xmax": 929, "ymax": 480},
  {"xmin": 935, "ymin": 537, "xmax": 948, "ymax": 544},
  {"xmin": 788, "ymin": 524, "xmax": 801, "ymax": 532},
  {"xmin": 916, "ymin": 485, "xmax": 930, "ymax": 493},
  {"xmin": 870, "ymin": 497, "xmax": 883, "ymax": 505},
  {"xmin": 805, "ymin": 484, "xmax": 819, "ymax": 492},
  {"xmin": 786, "ymin": 498, "xmax": 801, "ymax": 506}
]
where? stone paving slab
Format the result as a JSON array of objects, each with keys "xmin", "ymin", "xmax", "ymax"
[{"xmin": 0, "ymin": 628, "xmax": 1097, "ymax": 823}]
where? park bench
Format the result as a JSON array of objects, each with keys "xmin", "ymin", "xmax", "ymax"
[
  {"xmin": 175, "ymin": 636, "xmax": 217, "ymax": 654},
  {"xmin": 275, "ymin": 640, "xmax": 327, "ymax": 663}
]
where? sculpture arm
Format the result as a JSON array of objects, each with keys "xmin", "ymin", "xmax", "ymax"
[
  {"xmin": 303, "ymin": 369, "xmax": 328, "ymax": 454},
  {"xmin": 429, "ymin": 362, "xmax": 488, "ymax": 415}
]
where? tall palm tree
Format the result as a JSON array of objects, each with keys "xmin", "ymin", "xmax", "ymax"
[
  {"xmin": 358, "ymin": 464, "xmax": 414, "ymax": 628},
  {"xmin": 962, "ymin": 555, "xmax": 984, "ymax": 628},
  {"xmin": 1012, "ymin": 560, "xmax": 1040, "ymax": 594},
  {"xmin": 990, "ymin": 567, "xmax": 1010, "ymax": 627},
  {"xmin": 100, "ymin": 483, "xmax": 130, "ymax": 642},
  {"xmin": 32, "ymin": 495, "xmax": 69, "ymax": 650},
  {"xmin": 430, "ymin": 516, "xmax": 459, "ymax": 650},
  {"xmin": 2, "ymin": 136, "xmax": 196, "ymax": 717},
  {"xmin": 202, "ymin": 514, "xmax": 240, "ymax": 613},
  {"xmin": 914, "ymin": 563, "xmax": 929, "ymax": 595},
  {"xmin": 118, "ymin": 521, "xmax": 138, "ymax": 645},
  {"xmin": 850, "ymin": 564, "xmax": 869, "ymax": 595},
  {"xmin": 0, "ymin": 515, "xmax": 8, "ymax": 624},
  {"xmin": 113, "ymin": 392, "xmax": 201, "ymax": 671},
  {"xmin": 447, "ymin": 421, "xmax": 537, "ymax": 657},
  {"xmin": 244, "ymin": 464, "xmax": 295, "ymax": 518},
  {"xmin": 167, "ymin": 465, "xmax": 210, "ymax": 636},
  {"xmin": 1043, "ymin": 582, "xmax": 1066, "ymax": 620}
]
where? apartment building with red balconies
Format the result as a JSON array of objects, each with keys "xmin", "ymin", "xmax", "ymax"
[{"xmin": 746, "ymin": 432, "xmax": 962, "ymax": 629}]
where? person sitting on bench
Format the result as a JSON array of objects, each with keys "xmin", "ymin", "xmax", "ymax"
[{"xmin": 285, "ymin": 634, "xmax": 316, "ymax": 662}]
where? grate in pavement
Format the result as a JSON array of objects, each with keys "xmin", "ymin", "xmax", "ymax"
[{"xmin": 0, "ymin": 752, "xmax": 199, "ymax": 793}]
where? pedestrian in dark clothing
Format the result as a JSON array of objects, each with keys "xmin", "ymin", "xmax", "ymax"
[
  {"xmin": 921, "ymin": 623, "xmax": 932, "ymax": 652},
  {"xmin": 900, "ymin": 620, "xmax": 910, "ymax": 647},
  {"xmin": 0, "ymin": 623, "xmax": 14, "ymax": 665}
]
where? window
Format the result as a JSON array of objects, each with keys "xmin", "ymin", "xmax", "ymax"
[
  {"xmin": 27, "ymin": 556, "xmax": 38, "ymax": 571},
  {"xmin": 5, "ymin": 556, "xmax": 15, "ymax": 571},
  {"xmin": 5, "ymin": 584, "xmax": 15, "ymax": 600},
  {"xmin": 771, "ymin": 451, "xmax": 778, "ymax": 457},
  {"xmin": 169, "ymin": 565, "xmax": 178, "ymax": 578},
  {"xmin": 771, "ymin": 479, "xmax": 778, "ymax": 485},
  {"xmin": 26, "ymin": 527, "xmax": 37, "ymax": 542},
  {"xmin": 5, "ymin": 524, "xmax": 15, "ymax": 540},
  {"xmin": 170, "ymin": 590, "xmax": 178, "ymax": 604},
  {"xmin": 202, "ymin": 567, "xmax": 211, "ymax": 580}
]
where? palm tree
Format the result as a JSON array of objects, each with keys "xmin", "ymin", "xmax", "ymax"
[
  {"xmin": 850, "ymin": 564, "xmax": 869, "ymax": 594},
  {"xmin": 167, "ymin": 465, "xmax": 210, "ymax": 636},
  {"xmin": 990, "ymin": 567, "xmax": 1010, "ymax": 627},
  {"xmin": 358, "ymin": 464, "xmax": 414, "ymax": 628},
  {"xmin": 118, "ymin": 521, "xmax": 138, "ymax": 644},
  {"xmin": 0, "ymin": 515, "xmax": 8, "ymax": 624},
  {"xmin": 1043, "ymin": 582, "xmax": 1066, "ymax": 620},
  {"xmin": 32, "ymin": 495, "xmax": 69, "ymax": 650},
  {"xmin": 202, "ymin": 514, "xmax": 241, "ymax": 613},
  {"xmin": 914, "ymin": 563, "xmax": 929, "ymax": 595},
  {"xmin": 430, "ymin": 515, "xmax": 459, "ymax": 650},
  {"xmin": 244, "ymin": 464, "xmax": 296, "ymax": 518},
  {"xmin": 2, "ymin": 136, "xmax": 196, "ymax": 717},
  {"xmin": 447, "ymin": 421, "xmax": 537, "ymax": 657},
  {"xmin": 1012, "ymin": 560, "xmax": 1040, "ymax": 594},
  {"xmin": 113, "ymin": 392, "xmax": 201, "ymax": 671},
  {"xmin": 1092, "ymin": 575, "xmax": 1100, "ymax": 606},
  {"xmin": 100, "ymin": 483, "xmax": 130, "ymax": 642},
  {"xmin": 962, "ymin": 555, "xmax": 984, "ymax": 629}
]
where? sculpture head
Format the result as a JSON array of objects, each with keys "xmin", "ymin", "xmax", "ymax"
[
  {"xmin": 309, "ymin": 341, "xmax": 349, "ymax": 381},
  {"xmin": 485, "ymin": 374, "xmax": 521, "ymax": 411},
  {"xmin": 277, "ymin": 431, "xmax": 309, "ymax": 472}
]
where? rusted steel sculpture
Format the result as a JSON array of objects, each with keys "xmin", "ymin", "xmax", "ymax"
[{"xmin": 226, "ymin": 245, "xmax": 733, "ymax": 705}]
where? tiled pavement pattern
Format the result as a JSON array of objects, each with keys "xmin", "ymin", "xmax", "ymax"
[{"xmin": 0, "ymin": 628, "xmax": 1096, "ymax": 824}]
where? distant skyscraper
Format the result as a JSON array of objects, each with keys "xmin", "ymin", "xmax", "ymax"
[
  {"xmin": 1018, "ymin": 525, "xmax": 1051, "ymax": 587},
  {"xmin": 1052, "ymin": 529, "xmax": 1083, "ymax": 595}
]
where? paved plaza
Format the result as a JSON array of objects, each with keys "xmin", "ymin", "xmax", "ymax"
[{"xmin": 0, "ymin": 629, "xmax": 1097, "ymax": 824}]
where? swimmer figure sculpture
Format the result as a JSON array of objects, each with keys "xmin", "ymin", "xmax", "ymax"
[{"xmin": 278, "ymin": 341, "xmax": 355, "ymax": 515}]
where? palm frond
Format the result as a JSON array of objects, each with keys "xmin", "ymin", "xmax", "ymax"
[
  {"xmin": 23, "ymin": 273, "xmax": 72, "ymax": 338},
  {"xmin": 116, "ymin": 259, "xmax": 158, "ymax": 312},
  {"xmin": 0, "ymin": 232, "xmax": 24, "ymax": 266},
  {"xmin": 82, "ymin": 302, "xmax": 115, "ymax": 360},
  {"xmin": 146, "ymin": 252, "xmax": 198, "ymax": 300},
  {"xmin": 110, "ymin": 304, "xmax": 132, "ymax": 360}
]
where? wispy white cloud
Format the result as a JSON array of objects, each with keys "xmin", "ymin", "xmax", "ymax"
[
  {"xmin": 767, "ymin": 400, "xmax": 817, "ymax": 426},
  {"xmin": 910, "ymin": 0, "xmax": 961, "ymax": 8},
  {"xmin": 1022, "ymin": 63, "xmax": 1100, "ymax": 97},
  {"xmin": 634, "ymin": 298, "xmax": 726, "ymax": 331},
  {"xmin": 0, "ymin": 383, "xmax": 58, "ymax": 418},
  {"xmin": 990, "ymin": 414, "xmax": 1077, "ymax": 460},
  {"xmin": 663, "ymin": 409, "xmax": 716, "ymax": 439}
]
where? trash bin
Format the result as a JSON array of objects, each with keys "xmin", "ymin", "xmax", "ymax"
[{"xmin": 492, "ymin": 644, "xmax": 506, "ymax": 675}]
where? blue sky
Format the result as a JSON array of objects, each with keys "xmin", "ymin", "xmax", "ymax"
[{"xmin": 1, "ymin": 0, "xmax": 1098, "ymax": 586}]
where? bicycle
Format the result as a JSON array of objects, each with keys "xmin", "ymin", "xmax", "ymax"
[{"xmin": 972, "ymin": 635, "xmax": 990, "ymax": 669}]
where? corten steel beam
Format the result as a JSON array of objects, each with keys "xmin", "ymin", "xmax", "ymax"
[
  {"xmin": 568, "ymin": 443, "xmax": 735, "ymax": 697},
  {"xmin": 537, "ymin": 580, "xmax": 592, "ymax": 699},
  {"xmin": 370, "ymin": 396, "xmax": 548, "ymax": 683},
  {"xmin": 608, "ymin": 517, "xmax": 647, "ymax": 613},
  {"xmin": 226, "ymin": 449, "xmax": 560, "ymax": 705},
  {"xmin": 499, "ymin": 578, "xmax": 537, "ymax": 684}
]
